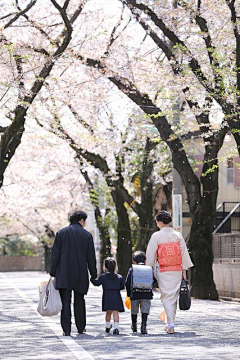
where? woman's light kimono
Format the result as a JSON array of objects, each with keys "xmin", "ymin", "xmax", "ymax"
[{"xmin": 146, "ymin": 227, "xmax": 193, "ymax": 326}]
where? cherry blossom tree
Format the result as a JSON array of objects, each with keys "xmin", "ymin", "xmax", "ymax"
[
  {"xmin": 0, "ymin": 0, "xmax": 87, "ymax": 188},
  {"xmin": 69, "ymin": 0, "xmax": 240, "ymax": 298}
]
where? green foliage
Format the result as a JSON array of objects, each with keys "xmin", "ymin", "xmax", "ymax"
[
  {"xmin": 0, "ymin": 235, "xmax": 38, "ymax": 257},
  {"xmin": 40, "ymin": 235, "xmax": 54, "ymax": 248},
  {"xmin": 201, "ymin": 164, "xmax": 219, "ymax": 178}
]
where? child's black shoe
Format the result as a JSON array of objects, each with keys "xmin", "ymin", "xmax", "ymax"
[
  {"xmin": 131, "ymin": 323, "xmax": 137, "ymax": 332},
  {"xmin": 113, "ymin": 328, "xmax": 119, "ymax": 335},
  {"xmin": 105, "ymin": 325, "xmax": 112, "ymax": 333}
]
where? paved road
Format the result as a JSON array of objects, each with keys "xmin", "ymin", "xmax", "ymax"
[{"xmin": 0, "ymin": 272, "xmax": 239, "ymax": 360}]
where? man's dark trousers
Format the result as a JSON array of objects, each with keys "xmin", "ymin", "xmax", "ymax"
[{"xmin": 59, "ymin": 289, "xmax": 86, "ymax": 334}]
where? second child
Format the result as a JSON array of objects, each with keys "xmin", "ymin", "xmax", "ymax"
[
  {"xmin": 91, "ymin": 257, "xmax": 125, "ymax": 335},
  {"xmin": 125, "ymin": 251, "xmax": 153, "ymax": 334}
]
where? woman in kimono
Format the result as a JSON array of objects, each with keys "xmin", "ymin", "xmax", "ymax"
[{"xmin": 146, "ymin": 210, "xmax": 193, "ymax": 334}]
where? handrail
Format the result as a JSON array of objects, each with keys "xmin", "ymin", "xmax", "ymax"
[
  {"xmin": 213, "ymin": 202, "xmax": 240, "ymax": 234},
  {"xmin": 216, "ymin": 202, "xmax": 224, "ymax": 211}
]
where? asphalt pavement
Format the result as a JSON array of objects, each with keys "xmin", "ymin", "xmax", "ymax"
[{"xmin": 0, "ymin": 271, "xmax": 239, "ymax": 360}]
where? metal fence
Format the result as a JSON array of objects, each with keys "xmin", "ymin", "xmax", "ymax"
[{"xmin": 213, "ymin": 233, "xmax": 240, "ymax": 262}]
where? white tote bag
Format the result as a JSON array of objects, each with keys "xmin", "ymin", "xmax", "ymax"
[{"xmin": 37, "ymin": 278, "xmax": 62, "ymax": 316}]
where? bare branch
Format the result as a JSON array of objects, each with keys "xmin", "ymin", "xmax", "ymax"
[
  {"xmin": 68, "ymin": 104, "xmax": 95, "ymax": 136},
  {"xmin": 226, "ymin": 0, "xmax": 240, "ymax": 104},
  {"xmin": 50, "ymin": 0, "xmax": 72, "ymax": 55},
  {"xmin": 127, "ymin": 7, "xmax": 174, "ymax": 62},
  {"xmin": 181, "ymin": 0, "xmax": 224, "ymax": 91},
  {"xmin": 25, "ymin": 46, "xmax": 50, "ymax": 56},
  {"xmin": 3, "ymin": 0, "xmax": 37, "ymax": 30},
  {"xmin": 63, "ymin": 0, "xmax": 71, "ymax": 10},
  {"xmin": 121, "ymin": 0, "xmax": 215, "ymax": 95},
  {"xmin": 15, "ymin": 0, "xmax": 53, "ymax": 43},
  {"xmin": 0, "ymin": 13, "xmax": 15, "ymax": 21},
  {"xmin": 78, "ymin": 54, "xmax": 199, "ymax": 193},
  {"xmin": 102, "ymin": 6, "xmax": 129, "ymax": 58},
  {"xmin": 69, "ymin": 1, "xmax": 88, "ymax": 25}
]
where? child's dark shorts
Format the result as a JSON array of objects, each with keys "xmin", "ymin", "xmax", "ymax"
[{"xmin": 131, "ymin": 299, "xmax": 151, "ymax": 315}]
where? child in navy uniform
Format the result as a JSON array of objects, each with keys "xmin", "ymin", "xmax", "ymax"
[
  {"xmin": 125, "ymin": 251, "xmax": 153, "ymax": 334},
  {"xmin": 91, "ymin": 257, "xmax": 125, "ymax": 335}
]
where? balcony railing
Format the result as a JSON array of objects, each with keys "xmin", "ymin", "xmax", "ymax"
[
  {"xmin": 213, "ymin": 202, "xmax": 240, "ymax": 234},
  {"xmin": 212, "ymin": 233, "xmax": 240, "ymax": 262}
]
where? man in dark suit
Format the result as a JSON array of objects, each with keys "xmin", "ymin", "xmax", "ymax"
[{"xmin": 50, "ymin": 210, "xmax": 97, "ymax": 336}]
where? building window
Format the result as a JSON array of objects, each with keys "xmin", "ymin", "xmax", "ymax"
[{"xmin": 227, "ymin": 159, "xmax": 234, "ymax": 184}]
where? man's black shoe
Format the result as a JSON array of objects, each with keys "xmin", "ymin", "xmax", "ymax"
[
  {"xmin": 105, "ymin": 325, "xmax": 112, "ymax": 333},
  {"xmin": 63, "ymin": 332, "xmax": 71, "ymax": 336},
  {"xmin": 113, "ymin": 328, "xmax": 119, "ymax": 335},
  {"xmin": 141, "ymin": 322, "xmax": 148, "ymax": 335},
  {"xmin": 78, "ymin": 328, "xmax": 86, "ymax": 334}
]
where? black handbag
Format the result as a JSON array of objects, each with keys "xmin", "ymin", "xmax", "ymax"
[{"xmin": 179, "ymin": 279, "xmax": 191, "ymax": 310}]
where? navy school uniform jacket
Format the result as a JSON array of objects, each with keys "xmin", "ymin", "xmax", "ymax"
[
  {"xmin": 125, "ymin": 267, "xmax": 153, "ymax": 300},
  {"xmin": 91, "ymin": 272, "xmax": 125, "ymax": 312}
]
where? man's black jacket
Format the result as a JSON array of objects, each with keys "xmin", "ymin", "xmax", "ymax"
[{"xmin": 50, "ymin": 221, "xmax": 97, "ymax": 294}]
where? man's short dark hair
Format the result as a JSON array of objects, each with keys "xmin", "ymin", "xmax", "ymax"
[
  {"xmin": 133, "ymin": 251, "xmax": 146, "ymax": 264},
  {"xmin": 69, "ymin": 210, "xmax": 87, "ymax": 224}
]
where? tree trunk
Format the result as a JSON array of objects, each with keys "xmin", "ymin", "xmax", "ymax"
[
  {"xmin": 0, "ymin": 106, "xmax": 26, "ymax": 188},
  {"xmin": 94, "ymin": 208, "xmax": 112, "ymax": 272},
  {"xmin": 188, "ymin": 206, "xmax": 218, "ymax": 299},
  {"xmin": 188, "ymin": 160, "xmax": 219, "ymax": 300},
  {"xmin": 44, "ymin": 244, "xmax": 52, "ymax": 273},
  {"xmin": 137, "ymin": 211, "xmax": 154, "ymax": 251},
  {"xmin": 136, "ymin": 137, "xmax": 155, "ymax": 251},
  {"xmin": 112, "ymin": 190, "xmax": 132, "ymax": 280}
]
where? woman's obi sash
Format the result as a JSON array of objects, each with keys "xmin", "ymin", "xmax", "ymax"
[{"xmin": 157, "ymin": 242, "xmax": 182, "ymax": 272}]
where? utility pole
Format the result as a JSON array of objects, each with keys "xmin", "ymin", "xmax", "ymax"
[{"xmin": 171, "ymin": 0, "xmax": 183, "ymax": 233}]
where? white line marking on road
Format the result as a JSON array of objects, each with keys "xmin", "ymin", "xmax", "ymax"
[{"xmin": 0, "ymin": 273, "xmax": 94, "ymax": 360}]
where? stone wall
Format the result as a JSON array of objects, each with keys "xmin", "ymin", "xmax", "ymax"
[{"xmin": 0, "ymin": 256, "xmax": 43, "ymax": 271}]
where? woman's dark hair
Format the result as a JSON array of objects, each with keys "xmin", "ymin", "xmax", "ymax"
[
  {"xmin": 69, "ymin": 210, "xmax": 87, "ymax": 224},
  {"xmin": 155, "ymin": 210, "xmax": 172, "ymax": 224},
  {"xmin": 133, "ymin": 251, "xmax": 146, "ymax": 264},
  {"xmin": 105, "ymin": 257, "xmax": 116, "ymax": 278}
]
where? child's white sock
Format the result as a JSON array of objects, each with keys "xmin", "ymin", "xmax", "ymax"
[
  {"xmin": 114, "ymin": 322, "xmax": 119, "ymax": 329},
  {"xmin": 168, "ymin": 323, "xmax": 174, "ymax": 329},
  {"xmin": 106, "ymin": 322, "xmax": 111, "ymax": 328}
]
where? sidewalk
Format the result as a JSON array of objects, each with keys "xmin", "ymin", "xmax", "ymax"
[{"xmin": 0, "ymin": 271, "xmax": 239, "ymax": 360}]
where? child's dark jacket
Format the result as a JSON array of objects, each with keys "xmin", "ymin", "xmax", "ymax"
[
  {"xmin": 91, "ymin": 272, "xmax": 125, "ymax": 312},
  {"xmin": 125, "ymin": 267, "xmax": 153, "ymax": 300}
]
